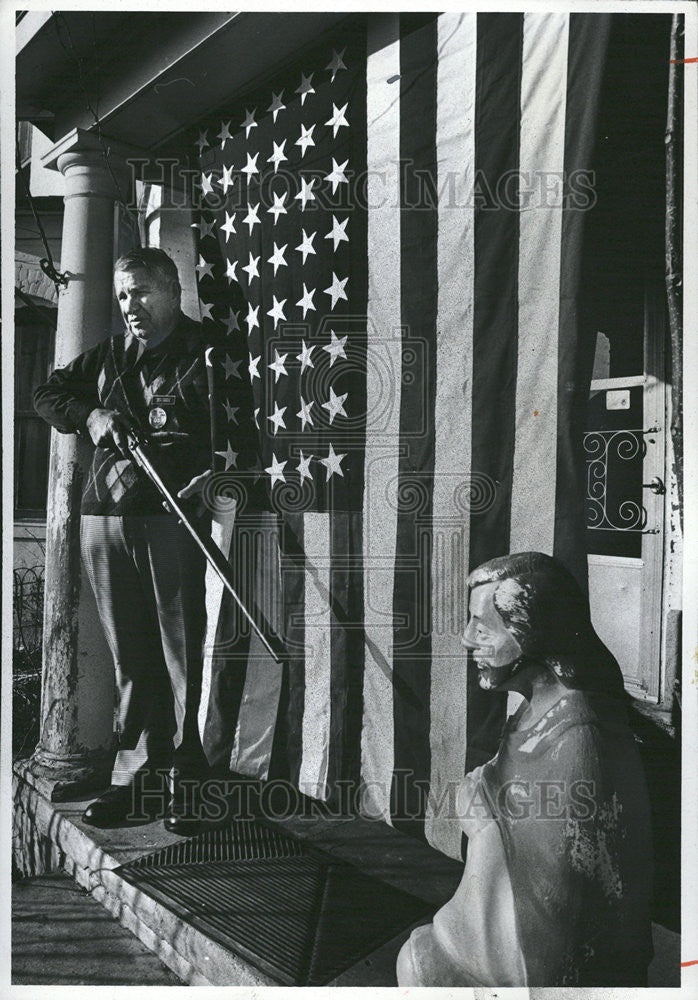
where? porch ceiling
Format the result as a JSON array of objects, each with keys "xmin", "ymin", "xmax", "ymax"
[{"xmin": 16, "ymin": 11, "xmax": 356, "ymax": 154}]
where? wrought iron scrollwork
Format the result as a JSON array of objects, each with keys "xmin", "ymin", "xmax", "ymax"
[{"xmin": 584, "ymin": 429, "xmax": 650, "ymax": 533}]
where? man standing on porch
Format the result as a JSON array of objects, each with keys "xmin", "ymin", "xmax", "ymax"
[{"xmin": 35, "ymin": 247, "xmax": 213, "ymax": 836}]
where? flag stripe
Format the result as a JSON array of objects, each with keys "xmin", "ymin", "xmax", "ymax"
[
  {"xmin": 470, "ymin": 11, "xmax": 523, "ymax": 571},
  {"xmin": 278, "ymin": 512, "xmax": 305, "ymax": 786},
  {"xmin": 390, "ymin": 14, "xmax": 439, "ymax": 833},
  {"xmin": 298, "ymin": 511, "xmax": 332, "ymax": 799},
  {"xmin": 426, "ymin": 11, "xmax": 477, "ymax": 859},
  {"xmin": 360, "ymin": 13, "xmax": 402, "ymax": 824},
  {"xmin": 467, "ymin": 12, "xmax": 524, "ymax": 772},
  {"xmin": 327, "ymin": 510, "xmax": 365, "ymax": 799},
  {"xmin": 554, "ymin": 13, "xmax": 613, "ymax": 586},
  {"xmin": 229, "ymin": 512, "xmax": 284, "ymax": 779},
  {"xmin": 509, "ymin": 13, "xmax": 569, "ymax": 554},
  {"xmin": 200, "ymin": 515, "xmax": 250, "ymax": 771}
]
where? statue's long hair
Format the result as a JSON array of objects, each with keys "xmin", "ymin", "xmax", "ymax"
[{"xmin": 467, "ymin": 551, "xmax": 625, "ymax": 698}]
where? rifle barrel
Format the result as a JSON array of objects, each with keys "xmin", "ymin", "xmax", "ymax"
[{"xmin": 128, "ymin": 435, "xmax": 284, "ymax": 664}]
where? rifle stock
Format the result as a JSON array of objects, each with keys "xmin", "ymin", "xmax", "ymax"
[{"xmin": 127, "ymin": 430, "xmax": 285, "ymax": 665}]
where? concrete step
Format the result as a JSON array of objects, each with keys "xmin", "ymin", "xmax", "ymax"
[
  {"xmin": 12, "ymin": 763, "xmax": 681, "ymax": 988},
  {"xmin": 12, "ymin": 871, "xmax": 182, "ymax": 986},
  {"xmin": 13, "ymin": 765, "xmax": 455, "ymax": 986}
]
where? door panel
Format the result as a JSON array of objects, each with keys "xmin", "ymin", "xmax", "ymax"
[
  {"xmin": 588, "ymin": 556, "xmax": 642, "ymax": 692},
  {"xmin": 585, "ymin": 281, "xmax": 665, "ymax": 700}
]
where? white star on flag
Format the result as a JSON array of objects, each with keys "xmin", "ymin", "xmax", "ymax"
[
  {"xmin": 254, "ymin": 407, "xmax": 260, "ymax": 428},
  {"xmin": 192, "ymin": 217, "xmax": 216, "ymax": 239},
  {"xmin": 267, "ymin": 91, "xmax": 285, "ymax": 122},
  {"xmin": 205, "ymin": 347, "xmax": 214, "ymax": 368},
  {"xmin": 216, "ymin": 442, "xmax": 238, "ymax": 470},
  {"xmin": 297, "ymin": 283, "xmax": 316, "ymax": 318},
  {"xmin": 297, "ymin": 450, "xmax": 313, "ymax": 482},
  {"xmin": 223, "ymin": 355, "xmax": 242, "ymax": 380},
  {"xmin": 219, "ymin": 163, "xmax": 236, "ymax": 194},
  {"xmin": 223, "ymin": 400, "xmax": 239, "ymax": 424},
  {"xmin": 200, "ymin": 172, "xmax": 214, "ymax": 197},
  {"xmin": 196, "ymin": 129, "xmax": 209, "ymax": 154},
  {"xmin": 241, "ymin": 152, "xmax": 259, "ymax": 180},
  {"xmin": 217, "ymin": 120, "xmax": 233, "ymax": 147},
  {"xmin": 325, "ymin": 215, "xmax": 349, "ymax": 251},
  {"xmin": 325, "ymin": 158, "xmax": 349, "ymax": 195},
  {"xmin": 241, "ymin": 108, "xmax": 258, "ymax": 139},
  {"xmin": 297, "ymin": 396, "xmax": 314, "ymax": 430},
  {"xmin": 323, "ymin": 272, "xmax": 348, "ymax": 309},
  {"xmin": 246, "ymin": 303, "xmax": 260, "ymax": 333},
  {"xmin": 296, "ymin": 72, "xmax": 315, "ymax": 105},
  {"xmin": 224, "ymin": 308, "xmax": 240, "ymax": 335},
  {"xmin": 221, "ymin": 211, "xmax": 237, "ymax": 241},
  {"xmin": 296, "ymin": 340, "xmax": 315, "ymax": 372},
  {"xmin": 268, "ymin": 349, "xmax": 289, "ymax": 382},
  {"xmin": 249, "ymin": 353, "xmax": 261, "ymax": 380},
  {"xmin": 326, "ymin": 102, "xmax": 349, "ymax": 138},
  {"xmin": 199, "ymin": 300, "xmax": 214, "ymax": 321},
  {"xmin": 268, "ymin": 191, "xmax": 288, "ymax": 224},
  {"xmin": 322, "ymin": 386, "xmax": 348, "ymax": 423},
  {"xmin": 323, "ymin": 330, "xmax": 348, "ymax": 366},
  {"xmin": 267, "ymin": 297, "xmax": 287, "ymax": 331},
  {"xmin": 267, "ymin": 401, "xmax": 287, "ymax": 435},
  {"xmin": 267, "ymin": 242, "xmax": 288, "ymax": 275},
  {"xmin": 295, "ymin": 123, "xmax": 315, "ymax": 158},
  {"xmin": 243, "ymin": 203, "xmax": 261, "ymax": 234},
  {"xmin": 265, "ymin": 453, "xmax": 287, "ymax": 487},
  {"xmin": 225, "ymin": 258, "xmax": 239, "ymax": 283},
  {"xmin": 295, "ymin": 176, "xmax": 316, "ymax": 210},
  {"xmin": 319, "ymin": 443, "xmax": 346, "ymax": 480},
  {"xmin": 196, "ymin": 255, "xmax": 214, "ymax": 280},
  {"xmin": 267, "ymin": 139, "xmax": 288, "ymax": 173},
  {"xmin": 295, "ymin": 229, "xmax": 317, "ymax": 264},
  {"xmin": 326, "ymin": 48, "xmax": 347, "ymax": 82},
  {"xmin": 242, "ymin": 252, "xmax": 260, "ymax": 282}
]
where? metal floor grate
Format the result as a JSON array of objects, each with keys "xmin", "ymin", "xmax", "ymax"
[
  {"xmin": 116, "ymin": 817, "xmax": 432, "ymax": 985},
  {"xmin": 125, "ymin": 818, "xmax": 304, "ymax": 867}
]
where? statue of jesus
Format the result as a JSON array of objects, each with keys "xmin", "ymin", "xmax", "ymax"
[{"xmin": 396, "ymin": 551, "xmax": 654, "ymax": 988}]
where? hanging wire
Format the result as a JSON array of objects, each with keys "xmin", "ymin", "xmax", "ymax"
[
  {"xmin": 15, "ymin": 129, "xmax": 69, "ymax": 296},
  {"xmin": 15, "ymin": 11, "xmax": 146, "ymax": 302},
  {"xmin": 52, "ymin": 11, "xmax": 141, "ymax": 240}
]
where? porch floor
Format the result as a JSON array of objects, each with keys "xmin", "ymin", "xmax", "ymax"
[
  {"xmin": 12, "ymin": 764, "xmax": 681, "ymax": 988},
  {"xmin": 12, "ymin": 871, "xmax": 182, "ymax": 986}
]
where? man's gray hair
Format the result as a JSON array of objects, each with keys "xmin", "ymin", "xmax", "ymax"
[{"xmin": 114, "ymin": 247, "xmax": 181, "ymax": 295}]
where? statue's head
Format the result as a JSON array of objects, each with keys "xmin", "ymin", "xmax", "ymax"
[{"xmin": 463, "ymin": 551, "xmax": 624, "ymax": 696}]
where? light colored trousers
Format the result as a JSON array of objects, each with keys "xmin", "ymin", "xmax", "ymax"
[{"xmin": 80, "ymin": 514, "xmax": 207, "ymax": 786}]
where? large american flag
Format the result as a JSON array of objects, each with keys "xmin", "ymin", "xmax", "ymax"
[{"xmin": 191, "ymin": 13, "xmax": 611, "ymax": 859}]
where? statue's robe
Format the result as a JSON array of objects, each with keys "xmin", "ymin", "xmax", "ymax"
[{"xmin": 397, "ymin": 687, "xmax": 654, "ymax": 987}]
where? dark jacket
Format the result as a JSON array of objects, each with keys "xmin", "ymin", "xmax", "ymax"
[{"xmin": 34, "ymin": 313, "xmax": 212, "ymax": 515}]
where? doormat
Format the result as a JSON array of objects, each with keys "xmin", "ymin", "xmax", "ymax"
[{"xmin": 115, "ymin": 817, "xmax": 433, "ymax": 985}]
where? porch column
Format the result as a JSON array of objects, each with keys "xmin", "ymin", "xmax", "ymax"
[{"xmin": 24, "ymin": 128, "xmax": 141, "ymax": 799}]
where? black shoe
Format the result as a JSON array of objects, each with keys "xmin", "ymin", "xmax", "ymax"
[
  {"xmin": 82, "ymin": 785, "xmax": 135, "ymax": 827},
  {"xmin": 163, "ymin": 778, "xmax": 202, "ymax": 837},
  {"xmin": 163, "ymin": 813, "xmax": 201, "ymax": 837}
]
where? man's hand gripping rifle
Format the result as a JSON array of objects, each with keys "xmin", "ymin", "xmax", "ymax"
[{"xmin": 126, "ymin": 426, "xmax": 285, "ymax": 665}]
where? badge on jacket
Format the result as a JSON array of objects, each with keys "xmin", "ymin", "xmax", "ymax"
[{"xmin": 149, "ymin": 406, "xmax": 167, "ymax": 429}]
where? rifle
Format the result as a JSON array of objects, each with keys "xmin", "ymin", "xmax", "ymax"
[{"xmin": 126, "ymin": 427, "xmax": 286, "ymax": 665}]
